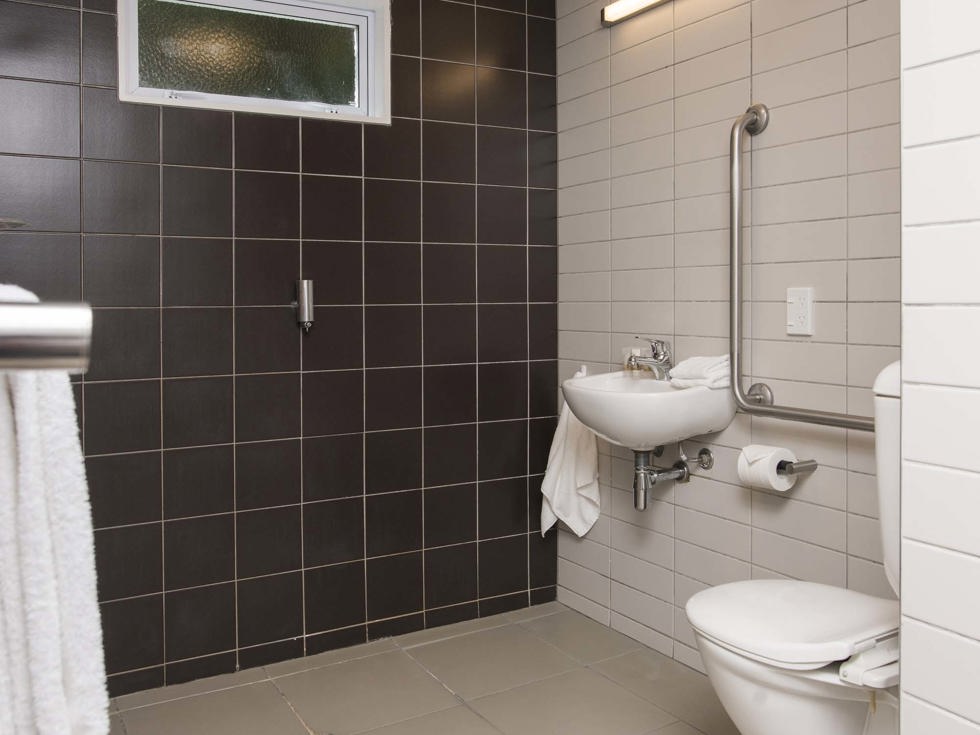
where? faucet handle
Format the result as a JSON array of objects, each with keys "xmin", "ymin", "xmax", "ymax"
[{"xmin": 635, "ymin": 336, "xmax": 672, "ymax": 363}]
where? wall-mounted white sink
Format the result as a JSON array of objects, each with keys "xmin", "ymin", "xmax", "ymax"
[{"xmin": 562, "ymin": 371, "xmax": 736, "ymax": 451}]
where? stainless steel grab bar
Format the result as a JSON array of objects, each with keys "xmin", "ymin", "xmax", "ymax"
[
  {"xmin": 728, "ymin": 104, "xmax": 874, "ymax": 433},
  {"xmin": 0, "ymin": 302, "xmax": 92, "ymax": 372}
]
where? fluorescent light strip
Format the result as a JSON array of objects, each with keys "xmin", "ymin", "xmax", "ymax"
[{"xmin": 600, "ymin": 0, "xmax": 669, "ymax": 26}]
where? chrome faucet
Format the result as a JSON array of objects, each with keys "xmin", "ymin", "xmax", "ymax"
[{"xmin": 626, "ymin": 337, "xmax": 673, "ymax": 380}]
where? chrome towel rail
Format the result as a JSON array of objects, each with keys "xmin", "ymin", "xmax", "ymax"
[
  {"xmin": 728, "ymin": 105, "xmax": 874, "ymax": 433},
  {"xmin": 0, "ymin": 302, "xmax": 93, "ymax": 372}
]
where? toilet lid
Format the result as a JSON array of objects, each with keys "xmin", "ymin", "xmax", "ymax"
[{"xmin": 686, "ymin": 580, "xmax": 899, "ymax": 669}]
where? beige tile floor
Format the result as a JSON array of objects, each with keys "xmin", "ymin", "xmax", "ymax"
[{"xmin": 110, "ymin": 602, "xmax": 739, "ymax": 735}]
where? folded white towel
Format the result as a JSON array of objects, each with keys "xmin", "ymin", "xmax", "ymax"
[
  {"xmin": 540, "ymin": 366, "xmax": 600, "ymax": 538},
  {"xmin": 0, "ymin": 284, "xmax": 109, "ymax": 734},
  {"xmin": 670, "ymin": 354, "xmax": 731, "ymax": 389}
]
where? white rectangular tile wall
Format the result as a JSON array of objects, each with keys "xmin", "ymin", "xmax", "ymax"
[
  {"xmin": 900, "ymin": 1, "xmax": 980, "ymax": 732},
  {"xmin": 554, "ymin": 0, "xmax": 901, "ymax": 671}
]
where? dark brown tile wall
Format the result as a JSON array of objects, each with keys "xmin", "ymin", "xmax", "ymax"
[{"xmin": 0, "ymin": 0, "xmax": 557, "ymax": 695}]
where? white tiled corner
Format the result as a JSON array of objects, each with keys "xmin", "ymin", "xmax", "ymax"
[
  {"xmin": 902, "ymin": 695, "xmax": 980, "ymax": 735},
  {"xmin": 901, "ymin": 0, "xmax": 980, "ymax": 69},
  {"xmin": 903, "ymin": 384, "xmax": 980, "ymax": 473},
  {"xmin": 902, "ymin": 462, "xmax": 980, "ymax": 559},
  {"xmin": 904, "ymin": 52, "xmax": 980, "ymax": 147},
  {"xmin": 903, "ymin": 137, "xmax": 980, "ymax": 226},
  {"xmin": 902, "ymin": 619, "xmax": 980, "ymax": 725},
  {"xmin": 903, "ymin": 540, "xmax": 980, "ymax": 641}
]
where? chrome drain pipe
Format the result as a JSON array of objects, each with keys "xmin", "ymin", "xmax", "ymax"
[
  {"xmin": 633, "ymin": 451, "xmax": 654, "ymax": 511},
  {"xmin": 633, "ymin": 450, "xmax": 690, "ymax": 511}
]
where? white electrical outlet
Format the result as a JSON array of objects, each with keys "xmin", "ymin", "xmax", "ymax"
[{"xmin": 786, "ymin": 287, "xmax": 814, "ymax": 336}]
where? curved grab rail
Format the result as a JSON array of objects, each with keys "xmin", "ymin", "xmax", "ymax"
[{"xmin": 729, "ymin": 104, "xmax": 874, "ymax": 432}]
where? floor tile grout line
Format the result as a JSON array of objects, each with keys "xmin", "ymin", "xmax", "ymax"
[
  {"xmin": 583, "ymin": 662, "xmax": 685, "ymax": 727},
  {"xmin": 393, "ymin": 621, "xmax": 513, "ymax": 652},
  {"xmin": 391, "ymin": 602, "xmax": 565, "ymax": 649},
  {"xmin": 388, "ymin": 645, "xmax": 468, "ymax": 704},
  {"xmin": 586, "ymin": 646, "xmax": 722, "ymax": 730},
  {"xmin": 511, "ymin": 610, "xmax": 646, "ymax": 665},
  {"xmin": 115, "ymin": 676, "xmax": 273, "ymax": 713},
  {"xmin": 116, "ymin": 641, "xmax": 393, "ymax": 712},
  {"xmin": 397, "ymin": 616, "xmax": 603, "ymax": 704},
  {"xmin": 457, "ymin": 702, "xmax": 509, "ymax": 735},
  {"xmin": 112, "ymin": 605, "xmax": 732, "ymax": 735},
  {"xmin": 262, "ymin": 649, "xmax": 396, "ymax": 682},
  {"xmin": 115, "ymin": 640, "xmax": 394, "ymax": 714},
  {"xmin": 268, "ymin": 676, "xmax": 317, "ymax": 735},
  {"xmin": 400, "ymin": 639, "xmax": 582, "ymax": 703},
  {"xmin": 345, "ymin": 702, "xmax": 468, "ymax": 735},
  {"xmin": 114, "ymin": 624, "xmax": 580, "ymax": 717}
]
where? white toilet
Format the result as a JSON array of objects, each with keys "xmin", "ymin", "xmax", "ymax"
[{"xmin": 686, "ymin": 362, "xmax": 902, "ymax": 735}]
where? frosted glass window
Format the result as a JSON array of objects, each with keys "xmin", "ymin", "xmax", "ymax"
[
  {"xmin": 138, "ymin": 0, "xmax": 358, "ymax": 107},
  {"xmin": 118, "ymin": 0, "xmax": 390, "ymax": 123}
]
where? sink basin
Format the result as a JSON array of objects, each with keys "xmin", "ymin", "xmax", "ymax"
[{"xmin": 562, "ymin": 371, "xmax": 736, "ymax": 451}]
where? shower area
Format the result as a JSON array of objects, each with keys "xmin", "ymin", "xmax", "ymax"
[{"xmin": 0, "ymin": 0, "xmax": 560, "ymax": 698}]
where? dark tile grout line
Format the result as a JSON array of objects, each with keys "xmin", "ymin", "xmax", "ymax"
[
  {"xmin": 155, "ymin": 100, "xmax": 168, "ymax": 692},
  {"xmin": 297, "ymin": 89, "xmax": 310, "ymax": 665},
  {"xmin": 99, "ymin": 575, "xmax": 556, "ymax": 654},
  {"xmin": 103, "ymin": 583, "xmax": 562, "ymax": 688},
  {"xmin": 119, "ymin": 602, "xmax": 570, "ymax": 706},
  {"xmin": 87, "ymin": 437, "xmax": 554, "ymax": 535},
  {"xmin": 417, "ymin": 15, "xmax": 429, "ymax": 631},
  {"xmin": 113, "ymin": 603, "xmax": 562, "ymax": 712}
]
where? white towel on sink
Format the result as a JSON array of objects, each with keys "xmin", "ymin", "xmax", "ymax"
[
  {"xmin": 541, "ymin": 366, "xmax": 600, "ymax": 537},
  {"xmin": 669, "ymin": 354, "xmax": 731, "ymax": 389}
]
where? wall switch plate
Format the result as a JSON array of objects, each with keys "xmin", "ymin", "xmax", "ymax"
[{"xmin": 786, "ymin": 287, "xmax": 814, "ymax": 336}]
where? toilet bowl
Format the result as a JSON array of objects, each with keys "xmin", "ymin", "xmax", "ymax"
[
  {"xmin": 688, "ymin": 581, "xmax": 899, "ymax": 735},
  {"xmin": 685, "ymin": 362, "xmax": 902, "ymax": 735}
]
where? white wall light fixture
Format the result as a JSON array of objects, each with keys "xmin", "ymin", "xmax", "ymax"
[{"xmin": 600, "ymin": 0, "xmax": 670, "ymax": 26}]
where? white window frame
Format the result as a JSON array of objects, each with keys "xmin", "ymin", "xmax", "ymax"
[{"xmin": 118, "ymin": 0, "xmax": 391, "ymax": 124}]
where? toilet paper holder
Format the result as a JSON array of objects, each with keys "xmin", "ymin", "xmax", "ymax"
[{"xmin": 776, "ymin": 459, "xmax": 818, "ymax": 477}]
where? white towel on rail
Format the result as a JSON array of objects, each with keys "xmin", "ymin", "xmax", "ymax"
[
  {"xmin": 669, "ymin": 354, "xmax": 731, "ymax": 389},
  {"xmin": 540, "ymin": 366, "xmax": 600, "ymax": 537},
  {"xmin": 0, "ymin": 284, "xmax": 109, "ymax": 734}
]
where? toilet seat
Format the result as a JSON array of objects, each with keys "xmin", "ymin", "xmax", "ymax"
[{"xmin": 686, "ymin": 579, "xmax": 899, "ymax": 671}]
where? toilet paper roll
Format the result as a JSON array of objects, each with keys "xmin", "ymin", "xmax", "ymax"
[{"xmin": 737, "ymin": 444, "xmax": 798, "ymax": 492}]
